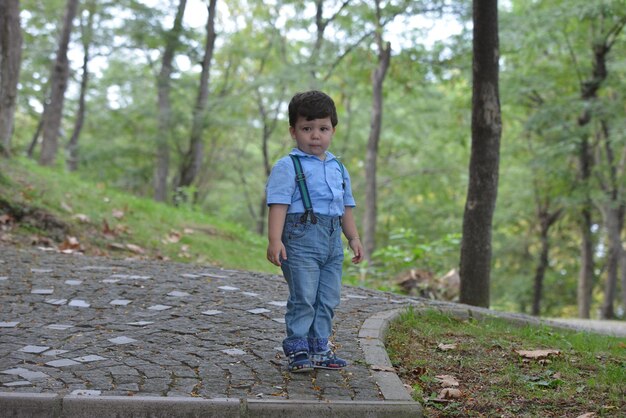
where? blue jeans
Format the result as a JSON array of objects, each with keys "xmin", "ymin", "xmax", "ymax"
[{"xmin": 281, "ymin": 214, "xmax": 343, "ymax": 356}]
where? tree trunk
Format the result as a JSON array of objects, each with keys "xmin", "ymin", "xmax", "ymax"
[
  {"xmin": 255, "ymin": 85, "xmax": 284, "ymax": 235},
  {"xmin": 257, "ymin": 117, "xmax": 271, "ymax": 235},
  {"xmin": 531, "ymin": 209, "xmax": 561, "ymax": 316},
  {"xmin": 154, "ymin": 0, "xmax": 187, "ymax": 202},
  {"xmin": 363, "ymin": 0, "xmax": 391, "ymax": 262},
  {"xmin": 176, "ymin": 0, "xmax": 217, "ymax": 197},
  {"xmin": 531, "ymin": 226, "xmax": 549, "ymax": 317},
  {"xmin": 39, "ymin": 0, "xmax": 79, "ymax": 166},
  {"xmin": 600, "ymin": 205, "xmax": 623, "ymax": 319},
  {"xmin": 459, "ymin": 0, "xmax": 501, "ymax": 308},
  {"xmin": 0, "ymin": 0, "xmax": 23, "ymax": 157},
  {"xmin": 621, "ymin": 246, "xmax": 626, "ymax": 314},
  {"xmin": 67, "ymin": 1, "xmax": 95, "ymax": 172},
  {"xmin": 597, "ymin": 120, "xmax": 625, "ymax": 319},
  {"xmin": 257, "ymin": 196, "xmax": 267, "ymax": 236},
  {"xmin": 577, "ymin": 206, "xmax": 595, "ymax": 318},
  {"xmin": 27, "ymin": 113, "xmax": 44, "ymax": 158}
]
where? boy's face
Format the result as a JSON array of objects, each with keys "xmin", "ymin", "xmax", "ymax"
[{"xmin": 289, "ymin": 116, "xmax": 335, "ymax": 159}]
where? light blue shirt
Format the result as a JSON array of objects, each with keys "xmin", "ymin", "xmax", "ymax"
[{"xmin": 266, "ymin": 148, "xmax": 356, "ymax": 217}]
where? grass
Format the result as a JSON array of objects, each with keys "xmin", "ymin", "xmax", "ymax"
[
  {"xmin": 386, "ymin": 307, "xmax": 626, "ymax": 417},
  {"xmin": 0, "ymin": 157, "xmax": 277, "ymax": 274}
]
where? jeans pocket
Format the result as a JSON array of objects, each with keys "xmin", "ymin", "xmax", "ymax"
[{"xmin": 285, "ymin": 219, "xmax": 311, "ymax": 240}]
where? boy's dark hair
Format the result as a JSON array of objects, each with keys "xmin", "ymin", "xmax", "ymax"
[{"xmin": 288, "ymin": 90, "xmax": 338, "ymax": 127}]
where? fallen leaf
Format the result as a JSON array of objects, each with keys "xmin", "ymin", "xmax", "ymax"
[
  {"xmin": 0, "ymin": 214, "xmax": 14, "ymax": 224},
  {"xmin": 59, "ymin": 236, "xmax": 81, "ymax": 252},
  {"xmin": 102, "ymin": 219, "xmax": 115, "ymax": 237},
  {"xmin": 576, "ymin": 413, "xmax": 596, "ymax": 418},
  {"xmin": 437, "ymin": 343, "xmax": 457, "ymax": 351},
  {"xmin": 112, "ymin": 209, "xmax": 124, "ymax": 219},
  {"xmin": 73, "ymin": 214, "xmax": 90, "ymax": 223},
  {"xmin": 125, "ymin": 244, "xmax": 145, "ymax": 254},
  {"xmin": 408, "ymin": 366, "xmax": 427, "ymax": 378},
  {"xmin": 437, "ymin": 388, "xmax": 462, "ymax": 400},
  {"xmin": 515, "ymin": 349, "xmax": 561, "ymax": 360},
  {"xmin": 60, "ymin": 201, "xmax": 73, "ymax": 213},
  {"xmin": 435, "ymin": 374, "xmax": 460, "ymax": 387},
  {"xmin": 115, "ymin": 224, "xmax": 130, "ymax": 234},
  {"xmin": 107, "ymin": 242, "xmax": 126, "ymax": 251},
  {"xmin": 163, "ymin": 230, "xmax": 182, "ymax": 244}
]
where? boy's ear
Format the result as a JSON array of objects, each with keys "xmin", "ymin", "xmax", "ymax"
[{"xmin": 289, "ymin": 126, "xmax": 296, "ymax": 139}]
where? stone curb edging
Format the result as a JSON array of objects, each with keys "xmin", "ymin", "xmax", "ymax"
[
  {"xmin": 0, "ymin": 392, "xmax": 420, "ymax": 418},
  {"xmin": 357, "ymin": 308, "xmax": 415, "ymax": 403}
]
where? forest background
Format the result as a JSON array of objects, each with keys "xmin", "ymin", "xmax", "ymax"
[{"xmin": 1, "ymin": 0, "xmax": 625, "ymax": 320}]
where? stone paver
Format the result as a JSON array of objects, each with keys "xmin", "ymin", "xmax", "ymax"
[{"xmin": 0, "ymin": 244, "xmax": 416, "ymax": 402}]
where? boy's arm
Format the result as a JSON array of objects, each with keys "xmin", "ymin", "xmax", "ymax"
[
  {"xmin": 267, "ymin": 204, "xmax": 288, "ymax": 266},
  {"xmin": 342, "ymin": 207, "xmax": 363, "ymax": 264}
]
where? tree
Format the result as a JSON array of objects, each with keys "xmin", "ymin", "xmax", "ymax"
[
  {"xmin": 67, "ymin": 0, "xmax": 97, "ymax": 171},
  {"xmin": 39, "ymin": 0, "xmax": 79, "ymax": 166},
  {"xmin": 154, "ymin": 0, "xmax": 187, "ymax": 202},
  {"xmin": 363, "ymin": 0, "xmax": 391, "ymax": 261},
  {"xmin": 459, "ymin": 0, "xmax": 502, "ymax": 308},
  {"xmin": 0, "ymin": 0, "xmax": 23, "ymax": 157},
  {"xmin": 573, "ymin": 9, "xmax": 626, "ymax": 319},
  {"xmin": 175, "ymin": 0, "xmax": 218, "ymax": 200}
]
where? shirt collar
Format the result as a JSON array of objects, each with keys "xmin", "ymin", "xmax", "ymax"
[{"xmin": 289, "ymin": 148, "xmax": 337, "ymax": 161}]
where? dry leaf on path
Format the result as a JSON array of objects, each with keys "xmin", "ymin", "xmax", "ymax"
[
  {"xmin": 437, "ymin": 343, "xmax": 457, "ymax": 351},
  {"xmin": 515, "ymin": 349, "xmax": 561, "ymax": 359},
  {"xmin": 576, "ymin": 413, "xmax": 596, "ymax": 418},
  {"xmin": 112, "ymin": 209, "xmax": 125, "ymax": 219},
  {"xmin": 435, "ymin": 374, "xmax": 460, "ymax": 387}
]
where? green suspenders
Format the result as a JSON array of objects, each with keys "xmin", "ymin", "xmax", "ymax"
[{"xmin": 289, "ymin": 154, "xmax": 345, "ymax": 225}]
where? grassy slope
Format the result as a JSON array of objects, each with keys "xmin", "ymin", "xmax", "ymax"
[
  {"xmin": 387, "ymin": 308, "xmax": 626, "ymax": 417},
  {"xmin": 0, "ymin": 157, "xmax": 277, "ymax": 274}
]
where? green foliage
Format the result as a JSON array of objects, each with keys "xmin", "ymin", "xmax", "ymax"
[{"xmin": 10, "ymin": 0, "xmax": 626, "ymax": 317}]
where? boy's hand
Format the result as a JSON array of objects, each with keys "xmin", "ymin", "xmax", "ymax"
[
  {"xmin": 267, "ymin": 240, "xmax": 287, "ymax": 267},
  {"xmin": 349, "ymin": 238, "xmax": 364, "ymax": 264}
]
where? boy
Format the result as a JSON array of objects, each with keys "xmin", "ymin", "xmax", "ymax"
[{"xmin": 266, "ymin": 90, "xmax": 363, "ymax": 372}]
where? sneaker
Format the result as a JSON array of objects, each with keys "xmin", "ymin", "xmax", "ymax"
[
  {"xmin": 288, "ymin": 351, "xmax": 313, "ymax": 373},
  {"xmin": 310, "ymin": 351, "xmax": 347, "ymax": 369}
]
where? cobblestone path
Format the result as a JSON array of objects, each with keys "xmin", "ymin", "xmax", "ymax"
[{"xmin": 0, "ymin": 244, "xmax": 413, "ymax": 402}]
